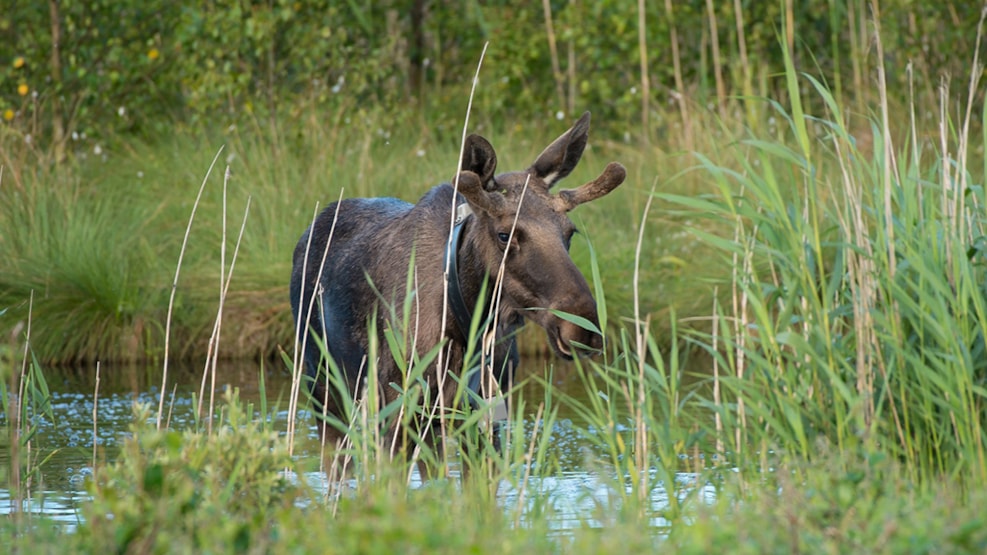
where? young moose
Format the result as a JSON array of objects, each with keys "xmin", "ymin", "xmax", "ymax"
[{"xmin": 290, "ymin": 112, "xmax": 625, "ymax": 472}]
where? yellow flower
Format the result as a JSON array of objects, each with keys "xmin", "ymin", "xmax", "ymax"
[
  {"xmin": 147, "ymin": 48, "xmax": 159, "ymax": 61},
  {"xmin": 13, "ymin": 56, "xmax": 25, "ymax": 69},
  {"xmin": 17, "ymin": 83, "xmax": 28, "ymax": 96},
  {"xmin": 3, "ymin": 109, "xmax": 13, "ymax": 121}
]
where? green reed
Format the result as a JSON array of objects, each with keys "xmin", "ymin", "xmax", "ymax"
[{"xmin": 657, "ymin": 29, "xmax": 987, "ymax": 482}]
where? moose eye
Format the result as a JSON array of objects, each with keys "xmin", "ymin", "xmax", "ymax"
[
  {"xmin": 564, "ymin": 228, "xmax": 578, "ymax": 250},
  {"xmin": 497, "ymin": 231, "xmax": 511, "ymax": 244}
]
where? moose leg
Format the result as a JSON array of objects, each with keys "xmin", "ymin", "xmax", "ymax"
[
  {"xmin": 414, "ymin": 429, "xmax": 446, "ymax": 481},
  {"xmin": 317, "ymin": 420, "xmax": 355, "ymax": 480}
]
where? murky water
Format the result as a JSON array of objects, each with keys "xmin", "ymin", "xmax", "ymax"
[{"xmin": 0, "ymin": 357, "xmax": 714, "ymax": 529}]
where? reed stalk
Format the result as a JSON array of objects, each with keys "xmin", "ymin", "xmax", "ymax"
[
  {"xmin": 195, "ymin": 167, "xmax": 250, "ymax": 432},
  {"xmin": 541, "ymin": 0, "xmax": 566, "ymax": 113},
  {"xmin": 636, "ymin": 0, "xmax": 650, "ymax": 140},
  {"xmin": 632, "ymin": 183, "xmax": 656, "ymax": 505},
  {"xmin": 704, "ymin": 0, "xmax": 727, "ymax": 120},
  {"xmin": 157, "ymin": 147, "xmax": 224, "ymax": 429},
  {"xmin": 92, "ymin": 362, "xmax": 100, "ymax": 472}
]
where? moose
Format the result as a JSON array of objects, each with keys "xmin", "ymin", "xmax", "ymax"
[{"xmin": 290, "ymin": 111, "xmax": 625, "ymax": 474}]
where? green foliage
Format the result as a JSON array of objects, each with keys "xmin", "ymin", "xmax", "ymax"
[
  {"xmin": 667, "ymin": 450, "xmax": 987, "ymax": 554},
  {"xmin": 80, "ymin": 393, "xmax": 304, "ymax": 553},
  {"xmin": 3, "ymin": 0, "xmax": 984, "ymax": 159},
  {"xmin": 0, "ymin": 1, "xmax": 180, "ymax": 139}
]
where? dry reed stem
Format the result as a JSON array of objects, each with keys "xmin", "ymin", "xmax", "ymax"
[
  {"xmin": 288, "ymin": 192, "xmax": 341, "ymax": 454},
  {"xmin": 847, "ymin": 0, "xmax": 866, "ymax": 115},
  {"xmin": 872, "ymin": 17, "xmax": 909, "ymax": 445},
  {"xmin": 711, "ymin": 287, "xmax": 723, "ymax": 459},
  {"xmin": 9, "ymin": 291, "xmax": 32, "ymax": 521},
  {"xmin": 636, "ymin": 0, "xmax": 650, "ymax": 140},
  {"xmin": 730, "ymin": 194, "xmax": 751, "ymax": 453},
  {"xmin": 541, "ymin": 0, "xmax": 566, "ymax": 113},
  {"xmin": 732, "ymin": 0, "xmax": 751, "ymax": 99},
  {"xmin": 157, "ymin": 146, "xmax": 224, "ymax": 429},
  {"xmin": 871, "ymin": 4, "xmax": 899, "ymax": 282},
  {"xmin": 907, "ymin": 63, "xmax": 922, "ymax": 216},
  {"xmin": 956, "ymin": 7, "xmax": 987, "ymax": 242},
  {"xmin": 513, "ymin": 402, "xmax": 545, "ymax": 528},
  {"xmin": 632, "ymin": 182, "xmax": 656, "ymax": 500},
  {"xmin": 831, "ymin": 116, "xmax": 907, "ymax": 450},
  {"xmin": 829, "ymin": 107, "xmax": 878, "ymax": 432},
  {"xmin": 566, "ymin": 38, "xmax": 576, "ymax": 116},
  {"xmin": 92, "ymin": 361, "xmax": 100, "ymax": 472},
  {"xmin": 663, "ymin": 0, "xmax": 692, "ymax": 148},
  {"xmin": 197, "ymin": 168, "xmax": 250, "ymax": 432},
  {"xmin": 704, "ymin": 0, "xmax": 727, "ymax": 120},
  {"xmin": 939, "ymin": 82, "xmax": 954, "ymax": 274},
  {"xmin": 431, "ymin": 42, "xmax": 487, "ymax": 475}
]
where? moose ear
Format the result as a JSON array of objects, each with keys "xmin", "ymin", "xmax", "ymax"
[
  {"xmin": 529, "ymin": 111, "xmax": 591, "ymax": 188},
  {"xmin": 461, "ymin": 134, "xmax": 497, "ymax": 191}
]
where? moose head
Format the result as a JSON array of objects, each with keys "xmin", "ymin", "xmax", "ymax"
[{"xmin": 450, "ymin": 111, "xmax": 625, "ymax": 360}]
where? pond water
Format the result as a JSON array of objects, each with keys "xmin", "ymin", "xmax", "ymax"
[{"xmin": 0, "ymin": 357, "xmax": 715, "ymax": 530}]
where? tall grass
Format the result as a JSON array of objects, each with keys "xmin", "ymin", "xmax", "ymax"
[{"xmin": 657, "ymin": 28, "xmax": 987, "ymax": 480}]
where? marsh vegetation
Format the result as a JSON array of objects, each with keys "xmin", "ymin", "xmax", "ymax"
[{"xmin": 3, "ymin": 1, "xmax": 987, "ymax": 552}]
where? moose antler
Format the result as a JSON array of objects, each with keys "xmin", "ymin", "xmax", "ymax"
[{"xmin": 553, "ymin": 162, "xmax": 627, "ymax": 212}]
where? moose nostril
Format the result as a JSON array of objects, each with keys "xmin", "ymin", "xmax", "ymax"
[
  {"xmin": 560, "ymin": 320, "xmax": 603, "ymax": 354},
  {"xmin": 588, "ymin": 331, "xmax": 603, "ymax": 349}
]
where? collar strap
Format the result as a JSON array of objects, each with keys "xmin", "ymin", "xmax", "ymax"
[
  {"xmin": 446, "ymin": 202, "xmax": 476, "ymax": 339},
  {"xmin": 444, "ymin": 202, "xmax": 487, "ymax": 407}
]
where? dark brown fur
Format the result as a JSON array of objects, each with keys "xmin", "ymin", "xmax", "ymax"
[{"xmin": 289, "ymin": 112, "xmax": 625, "ymax": 470}]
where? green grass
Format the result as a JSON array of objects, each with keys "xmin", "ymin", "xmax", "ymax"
[{"xmin": 0, "ymin": 102, "xmax": 712, "ymax": 364}]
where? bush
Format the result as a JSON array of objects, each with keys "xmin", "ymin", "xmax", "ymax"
[{"xmin": 80, "ymin": 392, "xmax": 304, "ymax": 553}]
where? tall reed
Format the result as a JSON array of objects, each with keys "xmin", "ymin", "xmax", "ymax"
[{"xmin": 658, "ymin": 25, "xmax": 987, "ymax": 481}]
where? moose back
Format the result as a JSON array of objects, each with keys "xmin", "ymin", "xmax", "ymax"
[{"xmin": 289, "ymin": 111, "xmax": 625, "ymax": 463}]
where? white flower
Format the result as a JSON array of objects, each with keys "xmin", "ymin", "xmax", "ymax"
[
  {"xmin": 94, "ymin": 144, "xmax": 102, "ymax": 155},
  {"xmin": 555, "ymin": 111, "xmax": 565, "ymax": 120},
  {"xmin": 118, "ymin": 106, "xmax": 126, "ymax": 117}
]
